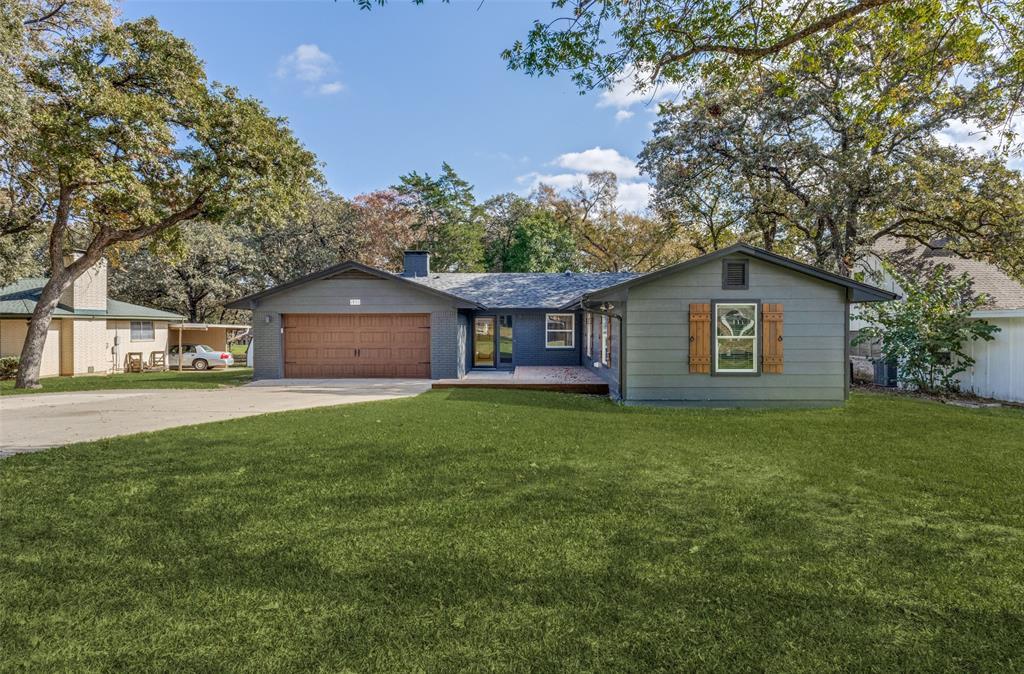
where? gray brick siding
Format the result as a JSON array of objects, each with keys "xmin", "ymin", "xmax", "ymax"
[
  {"xmin": 430, "ymin": 310, "xmax": 459, "ymax": 379},
  {"xmin": 251, "ymin": 310, "xmax": 284, "ymax": 380}
]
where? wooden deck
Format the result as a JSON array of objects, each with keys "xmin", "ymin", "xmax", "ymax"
[{"xmin": 432, "ymin": 366, "xmax": 609, "ymax": 395}]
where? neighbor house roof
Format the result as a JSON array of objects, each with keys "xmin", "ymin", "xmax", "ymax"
[
  {"xmin": 407, "ymin": 272, "xmax": 640, "ymax": 309},
  {"xmin": 573, "ymin": 243, "xmax": 899, "ymax": 307},
  {"xmin": 0, "ymin": 277, "xmax": 184, "ymax": 320},
  {"xmin": 873, "ymin": 238, "xmax": 1024, "ymax": 311}
]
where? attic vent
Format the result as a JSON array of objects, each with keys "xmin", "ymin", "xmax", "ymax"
[{"xmin": 722, "ymin": 259, "xmax": 748, "ymax": 289}]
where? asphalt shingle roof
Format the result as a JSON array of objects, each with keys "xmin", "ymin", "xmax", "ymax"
[
  {"xmin": 407, "ymin": 272, "xmax": 640, "ymax": 309},
  {"xmin": 875, "ymin": 238, "xmax": 1024, "ymax": 310},
  {"xmin": 0, "ymin": 277, "xmax": 184, "ymax": 320}
]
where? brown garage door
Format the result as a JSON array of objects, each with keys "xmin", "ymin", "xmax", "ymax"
[{"xmin": 283, "ymin": 313, "xmax": 431, "ymax": 378}]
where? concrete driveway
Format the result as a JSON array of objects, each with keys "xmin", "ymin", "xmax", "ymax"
[{"xmin": 0, "ymin": 379, "xmax": 431, "ymax": 456}]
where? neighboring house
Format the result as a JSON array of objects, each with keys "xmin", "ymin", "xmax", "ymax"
[
  {"xmin": 851, "ymin": 238, "xmax": 1024, "ymax": 403},
  {"xmin": 0, "ymin": 253, "xmax": 241, "ymax": 377},
  {"xmin": 227, "ymin": 244, "xmax": 896, "ymax": 407}
]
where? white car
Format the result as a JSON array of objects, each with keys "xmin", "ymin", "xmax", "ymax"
[{"xmin": 168, "ymin": 344, "xmax": 234, "ymax": 370}]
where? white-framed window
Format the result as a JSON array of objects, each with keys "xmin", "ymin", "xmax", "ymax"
[
  {"xmin": 600, "ymin": 314, "xmax": 610, "ymax": 366},
  {"xmin": 714, "ymin": 303, "xmax": 757, "ymax": 373},
  {"xmin": 130, "ymin": 320, "xmax": 154, "ymax": 342},
  {"xmin": 545, "ymin": 313, "xmax": 575, "ymax": 349},
  {"xmin": 584, "ymin": 313, "xmax": 593, "ymax": 358}
]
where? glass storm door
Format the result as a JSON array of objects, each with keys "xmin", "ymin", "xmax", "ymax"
[
  {"xmin": 498, "ymin": 315, "xmax": 513, "ymax": 367},
  {"xmin": 473, "ymin": 317, "xmax": 496, "ymax": 367}
]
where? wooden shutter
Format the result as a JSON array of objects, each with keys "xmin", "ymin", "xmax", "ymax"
[
  {"xmin": 688, "ymin": 303, "xmax": 711, "ymax": 373},
  {"xmin": 762, "ymin": 303, "xmax": 784, "ymax": 374}
]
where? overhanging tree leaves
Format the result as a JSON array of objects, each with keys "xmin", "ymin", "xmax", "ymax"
[
  {"xmin": 9, "ymin": 17, "xmax": 319, "ymax": 387},
  {"xmin": 501, "ymin": 0, "xmax": 1024, "ymax": 141},
  {"xmin": 640, "ymin": 11, "xmax": 1024, "ymax": 275}
]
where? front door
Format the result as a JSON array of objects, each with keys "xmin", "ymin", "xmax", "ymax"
[{"xmin": 473, "ymin": 317, "xmax": 496, "ymax": 367}]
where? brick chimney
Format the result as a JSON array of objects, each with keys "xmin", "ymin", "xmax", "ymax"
[
  {"xmin": 402, "ymin": 250, "xmax": 431, "ymax": 277},
  {"xmin": 60, "ymin": 251, "xmax": 107, "ymax": 311}
]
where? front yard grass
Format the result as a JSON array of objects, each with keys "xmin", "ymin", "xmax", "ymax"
[
  {"xmin": 1, "ymin": 390, "xmax": 1022, "ymax": 671},
  {"xmin": 0, "ymin": 367, "xmax": 252, "ymax": 395}
]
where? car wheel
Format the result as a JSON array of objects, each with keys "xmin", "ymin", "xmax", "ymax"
[{"xmin": 193, "ymin": 359, "xmax": 209, "ymax": 371}]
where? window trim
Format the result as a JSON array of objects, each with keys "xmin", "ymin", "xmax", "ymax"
[
  {"xmin": 721, "ymin": 258, "xmax": 749, "ymax": 290},
  {"xmin": 584, "ymin": 313, "xmax": 593, "ymax": 358},
  {"xmin": 711, "ymin": 300, "xmax": 761, "ymax": 376},
  {"xmin": 545, "ymin": 313, "xmax": 576, "ymax": 349},
  {"xmin": 600, "ymin": 314, "xmax": 610, "ymax": 366},
  {"xmin": 130, "ymin": 320, "xmax": 155, "ymax": 342}
]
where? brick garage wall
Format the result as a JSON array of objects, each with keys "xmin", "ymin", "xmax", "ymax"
[
  {"xmin": 430, "ymin": 310, "xmax": 459, "ymax": 379},
  {"xmin": 251, "ymin": 311, "xmax": 283, "ymax": 380}
]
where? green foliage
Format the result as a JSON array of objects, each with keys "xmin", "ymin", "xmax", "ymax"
[
  {"xmin": 500, "ymin": 0, "xmax": 1024, "ymax": 143},
  {"xmin": 394, "ymin": 163, "xmax": 484, "ymax": 272},
  {"xmin": 482, "ymin": 193, "xmax": 575, "ymax": 272},
  {"xmin": 639, "ymin": 13, "xmax": 1024, "ymax": 276},
  {"xmin": 854, "ymin": 261, "xmax": 1000, "ymax": 394},
  {"xmin": 0, "ymin": 356, "xmax": 19, "ymax": 380},
  {"xmin": 7, "ymin": 12, "xmax": 321, "ymax": 387}
]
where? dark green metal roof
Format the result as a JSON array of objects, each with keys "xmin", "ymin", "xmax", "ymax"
[{"xmin": 0, "ymin": 277, "xmax": 184, "ymax": 320}]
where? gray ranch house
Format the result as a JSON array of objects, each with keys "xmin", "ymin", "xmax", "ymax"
[{"xmin": 226, "ymin": 244, "xmax": 896, "ymax": 407}]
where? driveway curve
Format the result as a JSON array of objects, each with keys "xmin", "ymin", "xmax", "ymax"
[{"xmin": 0, "ymin": 379, "xmax": 431, "ymax": 456}]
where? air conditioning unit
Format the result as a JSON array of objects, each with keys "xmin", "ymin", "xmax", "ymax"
[{"xmin": 873, "ymin": 360, "xmax": 898, "ymax": 387}]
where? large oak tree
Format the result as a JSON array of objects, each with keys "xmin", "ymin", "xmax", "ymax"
[
  {"xmin": 640, "ymin": 12, "xmax": 1024, "ymax": 276},
  {"xmin": 8, "ymin": 16, "xmax": 319, "ymax": 387}
]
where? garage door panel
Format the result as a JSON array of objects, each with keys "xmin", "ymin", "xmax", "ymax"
[
  {"xmin": 321, "ymin": 347, "xmax": 358, "ymax": 362},
  {"xmin": 283, "ymin": 313, "xmax": 431, "ymax": 379},
  {"xmin": 321, "ymin": 331, "xmax": 357, "ymax": 346}
]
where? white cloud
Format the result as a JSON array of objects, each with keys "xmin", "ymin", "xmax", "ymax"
[
  {"xmin": 517, "ymin": 146, "xmax": 651, "ymax": 211},
  {"xmin": 552, "ymin": 147, "xmax": 640, "ymax": 179},
  {"xmin": 277, "ymin": 44, "xmax": 344, "ymax": 95},
  {"xmin": 596, "ymin": 66, "xmax": 688, "ymax": 118},
  {"xmin": 936, "ymin": 119, "xmax": 1003, "ymax": 155},
  {"xmin": 317, "ymin": 81, "xmax": 344, "ymax": 95},
  {"xmin": 615, "ymin": 181, "xmax": 653, "ymax": 212}
]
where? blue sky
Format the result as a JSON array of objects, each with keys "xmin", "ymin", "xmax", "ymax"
[{"xmin": 122, "ymin": 0, "xmax": 675, "ymax": 210}]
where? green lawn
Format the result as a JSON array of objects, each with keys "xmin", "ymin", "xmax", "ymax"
[
  {"xmin": 1, "ymin": 391, "xmax": 1022, "ymax": 671},
  {"xmin": 0, "ymin": 367, "xmax": 252, "ymax": 395}
]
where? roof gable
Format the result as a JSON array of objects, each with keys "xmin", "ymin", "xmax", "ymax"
[
  {"xmin": 223, "ymin": 260, "xmax": 484, "ymax": 310},
  {"xmin": 581, "ymin": 243, "xmax": 898, "ymax": 304}
]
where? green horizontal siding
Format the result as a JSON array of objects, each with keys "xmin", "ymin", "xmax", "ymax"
[{"xmin": 625, "ymin": 256, "xmax": 848, "ymax": 404}]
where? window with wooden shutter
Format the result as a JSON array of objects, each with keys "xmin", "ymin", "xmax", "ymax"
[
  {"xmin": 762, "ymin": 303, "xmax": 784, "ymax": 373},
  {"xmin": 688, "ymin": 303, "xmax": 711, "ymax": 373}
]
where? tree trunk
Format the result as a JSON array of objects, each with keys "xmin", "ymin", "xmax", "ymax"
[{"xmin": 15, "ymin": 272, "xmax": 72, "ymax": 388}]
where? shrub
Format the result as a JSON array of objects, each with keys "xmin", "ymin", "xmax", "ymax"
[
  {"xmin": 854, "ymin": 259, "xmax": 1000, "ymax": 394},
  {"xmin": 0, "ymin": 356, "xmax": 19, "ymax": 380}
]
